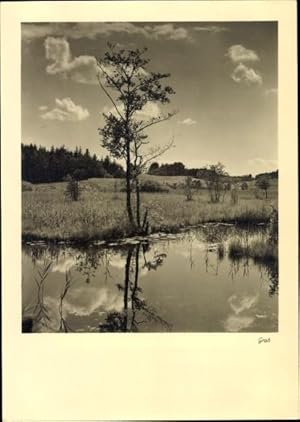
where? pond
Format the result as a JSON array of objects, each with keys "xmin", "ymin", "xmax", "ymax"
[{"xmin": 22, "ymin": 225, "xmax": 278, "ymax": 333}]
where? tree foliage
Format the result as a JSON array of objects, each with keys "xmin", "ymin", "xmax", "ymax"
[
  {"xmin": 207, "ymin": 162, "xmax": 228, "ymax": 203},
  {"xmin": 97, "ymin": 44, "xmax": 176, "ymax": 230},
  {"xmin": 22, "ymin": 144, "xmax": 125, "ymax": 183}
]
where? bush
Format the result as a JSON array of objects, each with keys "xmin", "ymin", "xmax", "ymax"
[
  {"xmin": 140, "ymin": 180, "xmax": 169, "ymax": 193},
  {"xmin": 65, "ymin": 175, "xmax": 80, "ymax": 201},
  {"xmin": 184, "ymin": 176, "xmax": 193, "ymax": 201}
]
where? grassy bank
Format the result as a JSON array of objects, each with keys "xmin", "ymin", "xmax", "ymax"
[{"xmin": 22, "ymin": 178, "xmax": 278, "ymax": 242}]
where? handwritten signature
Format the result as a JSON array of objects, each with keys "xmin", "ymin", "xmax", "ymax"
[{"xmin": 258, "ymin": 337, "xmax": 271, "ymax": 344}]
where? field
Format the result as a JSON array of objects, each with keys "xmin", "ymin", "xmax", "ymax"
[{"xmin": 22, "ymin": 175, "xmax": 278, "ymax": 242}]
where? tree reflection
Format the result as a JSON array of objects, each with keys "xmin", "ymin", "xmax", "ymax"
[
  {"xmin": 75, "ymin": 247, "xmax": 112, "ymax": 284},
  {"xmin": 32, "ymin": 260, "xmax": 53, "ymax": 331},
  {"xmin": 260, "ymin": 260, "xmax": 278, "ymax": 296},
  {"xmin": 22, "ymin": 257, "xmax": 75, "ymax": 332},
  {"xmin": 23, "ymin": 242, "xmax": 61, "ymax": 265},
  {"xmin": 99, "ymin": 244, "xmax": 171, "ymax": 332},
  {"xmin": 58, "ymin": 270, "xmax": 75, "ymax": 332}
]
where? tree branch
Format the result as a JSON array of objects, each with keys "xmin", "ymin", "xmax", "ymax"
[
  {"xmin": 142, "ymin": 136, "xmax": 175, "ymax": 168},
  {"xmin": 136, "ymin": 111, "xmax": 177, "ymax": 133},
  {"xmin": 97, "ymin": 73, "xmax": 125, "ymax": 122}
]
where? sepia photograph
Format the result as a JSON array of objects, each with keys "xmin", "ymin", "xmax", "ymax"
[
  {"xmin": 21, "ymin": 21, "xmax": 279, "ymax": 333},
  {"xmin": 2, "ymin": 1, "xmax": 298, "ymax": 420}
]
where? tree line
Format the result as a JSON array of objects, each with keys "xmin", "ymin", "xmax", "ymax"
[
  {"xmin": 22, "ymin": 143, "xmax": 125, "ymax": 183},
  {"xmin": 148, "ymin": 161, "xmax": 263, "ymax": 182}
]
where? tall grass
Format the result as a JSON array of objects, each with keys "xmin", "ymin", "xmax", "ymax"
[{"xmin": 22, "ymin": 179, "xmax": 277, "ymax": 242}]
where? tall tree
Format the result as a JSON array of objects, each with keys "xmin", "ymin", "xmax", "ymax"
[{"xmin": 97, "ymin": 44, "xmax": 175, "ymax": 231}]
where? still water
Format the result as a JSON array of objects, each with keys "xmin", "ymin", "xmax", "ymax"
[{"xmin": 22, "ymin": 226, "xmax": 278, "ymax": 333}]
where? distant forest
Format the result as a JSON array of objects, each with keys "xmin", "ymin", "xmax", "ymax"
[
  {"xmin": 148, "ymin": 162, "xmax": 278, "ymax": 182},
  {"xmin": 22, "ymin": 144, "xmax": 125, "ymax": 183},
  {"xmin": 22, "ymin": 144, "xmax": 278, "ymax": 184}
]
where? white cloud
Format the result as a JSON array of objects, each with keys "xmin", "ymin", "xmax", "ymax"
[
  {"xmin": 45, "ymin": 37, "xmax": 98, "ymax": 84},
  {"xmin": 224, "ymin": 315, "xmax": 255, "ymax": 332},
  {"xmin": 52, "ymin": 257, "xmax": 76, "ymax": 273},
  {"xmin": 146, "ymin": 23, "xmax": 190, "ymax": 40},
  {"xmin": 40, "ymin": 97, "xmax": 90, "ymax": 121},
  {"xmin": 264, "ymin": 88, "xmax": 277, "ymax": 96},
  {"xmin": 64, "ymin": 285, "xmax": 124, "ymax": 316},
  {"xmin": 178, "ymin": 117, "xmax": 197, "ymax": 125},
  {"xmin": 136, "ymin": 102, "xmax": 161, "ymax": 118},
  {"xmin": 103, "ymin": 101, "xmax": 161, "ymax": 120},
  {"xmin": 223, "ymin": 294, "xmax": 258, "ymax": 331},
  {"xmin": 38, "ymin": 105, "xmax": 48, "ymax": 111},
  {"xmin": 227, "ymin": 44, "xmax": 259, "ymax": 63},
  {"xmin": 248, "ymin": 158, "xmax": 278, "ymax": 174},
  {"xmin": 44, "ymin": 37, "xmax": 149, "ymax": 85},
  {"xmin": 231, "ymin": 63, "xmax": 263, "ymax": 85},
  {"xmin": 23, "ymin": 22, "xmax": 191, "ymax": 42},
  {"xmin": 228, "ymin": 294, "xmax": 258, "ymax": 315},
  {"xmin": 194, "ymin": 25, "xmax": 229, "ymax": 33}
]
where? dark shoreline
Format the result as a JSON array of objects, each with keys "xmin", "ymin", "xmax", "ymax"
[{"xmin": 22, "ymin": 220, "xmax": 268, "ymax": 248}]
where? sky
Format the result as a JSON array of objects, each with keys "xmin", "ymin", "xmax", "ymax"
[{"xmin": 22, "ymin": 22, "xmax": 277, "ymax": 176}]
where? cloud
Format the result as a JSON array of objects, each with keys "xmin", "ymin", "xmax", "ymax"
[
  {"xmin": 264, "ymin": 88, "xmax": 277, "ymax": 96},
  {"xmin": 248, "ymin": 158, "xmax": 278, "ymax": 174},
  {"xmin": 224, "ymin": 315, "xmax": 255, "ymax": 332},
  {"xmin": 146, "ymin": 23, "xmax": 190, "ymax": 40},
  {"xmin": 178, "ymin": 117, "xmax": 197, "ymax": 125},
  {"xmin": 64, "ymin": 285, "xmax": 124, "ymax": 316},
  {"xmin": 227, "ymin": 44, "xmax": 259, "ymax": 63},
  {"xmin": 231, "ymin": 63, "xmax": 263, "ymax": 85},
  {"xmin": 194, "ymin": 25, "xmax": 229, "ymax": 33},
  {"xmin": 23, "ymin": 22, "xmax": 191, "ymax": 42},
  {"xmin": 103, "ymin": 101, "xmax": 161, "ymax": 120},
  {"xmin": 223, "ymin": 294, "xmax": 258, "ymax": 331},
  {"xmin": 45, "ymin": 37, "xmax": 98, "ymax": 84},
  {"xmin": 40, "ymin": 97, "xmax": 90, "ymax": 121},
  {"xmin": 228, "ymin": 294, "xmax": 258, "ymax": 315},
  {"xmin": 136, "ymin": 102, "xmax": 161, "ymax": 118},
  {"xmin": 52, "ymin": 257, "xmax": 76, "ymax": 273},
  {"xmin": 38, "ymin": 105, "xmax": 48, "ymax": 111}
]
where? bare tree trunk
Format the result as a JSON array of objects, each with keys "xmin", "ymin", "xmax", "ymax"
[
  {"xmin": 126, "ymin": 144, "xmax": 135, "ymax": 228},
  {"xmin": 130, "ymin": 244, "xmax": 140, "ymax": 330},
  {"xmin": 136, "ymin": 177, "xmax": 141, "ymax": 230},
  {"xmin": 123, "ymin": 246, "xmax": 133, "ymax": 332}
]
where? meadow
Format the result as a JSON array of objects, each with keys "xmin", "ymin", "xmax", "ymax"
[{"xmin": 22, "ymin": 175, "xmax": 278, "ymax": 242}]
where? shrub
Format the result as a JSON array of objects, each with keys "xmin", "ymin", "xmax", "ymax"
[
  {"xmin": 65, "ymin": 175, "xmax": 80, "ymax": 201},
  {"xmin": 140, "ymin": 180, "xmax": 169, "ymax": 193},
  {"xmin": 184, "ymin": 176, "xmax": 193, "ymax": 201}
]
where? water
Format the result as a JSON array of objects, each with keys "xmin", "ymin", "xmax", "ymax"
[{"xmin": 22, "ymin": 226, "xmax": 278, "ymax": 333}]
